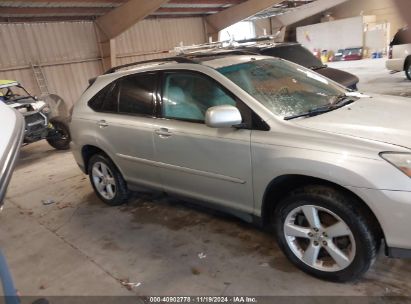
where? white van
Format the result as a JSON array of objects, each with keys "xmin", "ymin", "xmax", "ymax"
[{"xmin": 386, "ymin": 27, "xmax": 411, "ymax": 80}]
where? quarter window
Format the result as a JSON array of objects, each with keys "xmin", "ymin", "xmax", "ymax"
[
  {"xmin": 162, "ymin": 72, "xmax": 236, "ymax": 122},
  {"xmin": 118, "ymin": 73, "xmax": 156, "ymax": 116},
  {"xmin": 88, "ymin": 82, "xmax": 119, "ymax": 113}
]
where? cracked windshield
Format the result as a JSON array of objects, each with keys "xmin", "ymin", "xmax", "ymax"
[{"xmin": 218, "ymin": 59, "xmax": 346, "ymax": 118}]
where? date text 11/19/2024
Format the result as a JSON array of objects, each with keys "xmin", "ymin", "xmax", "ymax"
[{"xmin": 149, "ymin": 296, "xmax": 258, "ymax": 303}]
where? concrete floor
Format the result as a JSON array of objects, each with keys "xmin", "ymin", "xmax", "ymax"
[
  {"xmin": 328, "ymin": 58, "xmax": 411, "ymax": 97},
  {"xmin": 1, "ymin": 58, "xmax": 411, "ymax": 297}
]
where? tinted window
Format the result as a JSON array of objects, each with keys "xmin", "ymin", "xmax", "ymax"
[
  {"xmin": 162, "ymin": 72, "xmax": 236, "ymax": 122},
  {"xmin": 118, "ymin": 73, "xmax": 156, "ymax": 116},
  {"xmin": 391, "ymin": 27, "xmax": 411, "ymax": 46},
  {"xmin": 88, "ymin": 83, "xmax": 118, "ymax": 113},
  {"xmin": 261, "ymin": 45, "xmax": 323, "ymax": 69}
]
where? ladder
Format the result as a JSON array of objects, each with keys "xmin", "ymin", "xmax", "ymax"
[{"xmin": 30, "ymin": 63, "xmax": 49, "ymax": 95}]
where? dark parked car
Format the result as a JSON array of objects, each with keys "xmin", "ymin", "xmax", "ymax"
[{"xmin": 237, "ymin": 42, "xmax": 359, "ymax": 90}]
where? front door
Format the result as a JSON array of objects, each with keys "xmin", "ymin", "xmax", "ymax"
[{"xmin": 153, "ymin": 71, "xmax": 254, "ymax": 213}]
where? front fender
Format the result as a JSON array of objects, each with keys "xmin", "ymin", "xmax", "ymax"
[{"xmin": 252, "ymin": 143, "xmax": 411, "ymax": 216}]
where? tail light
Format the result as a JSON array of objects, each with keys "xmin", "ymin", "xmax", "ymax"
[{"xmin": 388, "ymin": 46, "xmax": 393, "ymax": 59}]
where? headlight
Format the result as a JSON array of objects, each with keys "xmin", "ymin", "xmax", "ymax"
[{"xmin": 380, "ymin": 152, "xmax": 411, "ymax": 178}]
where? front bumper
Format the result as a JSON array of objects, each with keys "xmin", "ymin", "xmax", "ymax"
[
  {"xmin": 23, "ymin": 111, "xmax": 48, "ymax": 143},
  {"xmin": 347, "ymin": 186, "xmax": 411, "ymax": 257}
]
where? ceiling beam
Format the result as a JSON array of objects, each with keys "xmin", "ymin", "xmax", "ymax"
[
  {"xmin": 0, "ymin": 7, "xmax": 111, "ymax": 15},
  {"xmin": 154, "ymin": 7, "xmax": 225, "ymax": 13},
  {"xmin": 168, "ymin": 0, "xmax": 242, "ymax": 4},
  {"xmin": 95, "ymin": 0, "xmax": 169, "ymax": 71},
  {"xmin": 0, "ymin": 0, "xmax": 124, "ymax": 3},
  {"xmin": 7, "ymin": 0, "xmax": 240, "ymax": 3},
  {"xmin": 0, "ymin": 6, "xmax": 225, "ymax": 16},
  {"xmin": 205, "ymin": 0, "xmax": 283, "ymax": 39},
  {"xmin": 270, "ymin": 0, "xmax": 349, "ymax": 27},
  {"xmin": 0, "ymin": 16, "xmax": 97, "ymax": 23},
  {"xmin": 147, "ymin": 14, "xmax": 209, "ymax": 19},
  {"xmin": 95, "ymin": 0, "xmax": 169, "ymax": 41}
]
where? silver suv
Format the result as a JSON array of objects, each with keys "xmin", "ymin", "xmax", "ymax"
[{"xmin": 71, "ymin": 53, "xmax": 411, "ymax": 282}]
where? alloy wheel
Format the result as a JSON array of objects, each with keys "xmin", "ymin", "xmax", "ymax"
[
  {"xmin": 92, "ymin": 162, "xmax": 116, "ymax": 200},
  {"xmin": 283, "ymin": 205, "xmax": 356, "ymax": 272}
]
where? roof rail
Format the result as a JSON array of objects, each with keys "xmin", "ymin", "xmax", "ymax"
[
  {"xmin": 104, "ymin": 56, "xmax": 197, "ymax": 74},
  {"xmin": 184, "ymin": 50, "xmax": 260, "ymax": 58},
  {"xmin": 172, "ymin": 36, "xmax": 278, "ymax": 55},
  {"xmin": 174, "ymin": 41, "xmax": 225, "ymax": 55},
  {"xmin": 236, "ymin": 36, "xmax": 275, "ymax": 44}
]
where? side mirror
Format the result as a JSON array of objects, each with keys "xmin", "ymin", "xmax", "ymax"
[{"xmin": 205, "ymin": 105, "xmax": 242, "ymax": 128}]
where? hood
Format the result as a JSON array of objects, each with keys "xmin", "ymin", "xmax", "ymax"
[
  {"xmin": 294, "ymin": 94, "xmax": 411, "ymax": 150},
  {"xmin": 315, "ymin": 67, "xmax": 359, "ymax": 89}
]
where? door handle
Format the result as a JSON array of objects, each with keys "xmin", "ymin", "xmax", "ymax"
[
  {"xmin": 155, "ymin": 128, "xmax": 172, "ymax": 137},
  {"xmin": 97, "ymin": 120, "xmax": 109, "ymax": 128}
]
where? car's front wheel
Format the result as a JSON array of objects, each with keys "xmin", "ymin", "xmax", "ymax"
[
  {"xmin": 88, "ymin": 154, "xmax": 129, "ymax": 206},
  {"xmin": 274, "ymin": 185, "xmax": 379, "ymax": 282}
]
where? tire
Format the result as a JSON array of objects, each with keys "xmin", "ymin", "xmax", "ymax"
[
  {"xmin": 46, "ymin": 118, "xmax": 71, "ymax": 150},
  {"xmin": 405, "ymin": 59, "xmax": 411, "ymax": 81},
  {"xmin": 88, "ymin": 154, "xmax": 130, "ymax": 206},
  {"xmin": 273, "ymin": 185, "xmax": 378, "ymax": 282}
]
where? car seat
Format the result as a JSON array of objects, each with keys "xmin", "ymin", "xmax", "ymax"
[{"xmin": 163, "ymin": 84, "xmax": 203, "ymax": 121}]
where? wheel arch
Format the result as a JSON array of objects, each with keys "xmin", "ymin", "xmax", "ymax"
[
  {"xmin": 81, "ymin": 145, "xmax": 112, "ymax": 175},
  {"xmin": 261, "ymin": 174, "xmax": 384, "ymax": 240}
]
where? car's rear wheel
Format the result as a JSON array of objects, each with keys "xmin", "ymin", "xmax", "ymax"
[
  {"xmin": 88, "ymin": 154, "xmax": 129, "ymax": 206},
  {"xmin": 405, "ymin": 59, "xmax": 411, "ymax": 80},
  {"xmin": 274, "ymin": 185, "xmax": 378, "ymax": 282}
]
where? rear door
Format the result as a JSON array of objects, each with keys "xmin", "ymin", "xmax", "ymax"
[
  {"xmin": 152, "ymin": 70, "xmax": 254, "ymax": 214},
  {"xmin": 92, "ymin": 72, "xmax": 162, "ymax": 190}
]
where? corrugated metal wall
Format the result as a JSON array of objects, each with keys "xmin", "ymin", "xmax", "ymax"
[
  {"xmin": 0, "ymin": 21, "xmax": 102, "ymax": 106},
  {"xmin": 116, "ymin": 17, "xmax": 206, "ymax": 65},
  {"xmin": 0, "ymin": 17, "xmax": 206, "ymax": 105}
]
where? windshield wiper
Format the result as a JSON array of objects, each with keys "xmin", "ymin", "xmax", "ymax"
[{"xmin": 284, "ymin": 96, "xmax": 355, "ymax": 121}]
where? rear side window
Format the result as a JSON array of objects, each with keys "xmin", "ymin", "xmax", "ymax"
[
  {"xmin": 118, "ymin": 73, "xmax": 156, "ymax": 116},
  {"xmin": 391, "ymin": 28, "xmax": 411, "ymax": 46},
  {"xmin": 88, "ymin": 82, "xmax": 118, "ymax": 113}
]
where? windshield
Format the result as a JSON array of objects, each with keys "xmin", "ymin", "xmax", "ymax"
[
  {"xmin": 261, "ymin": 45, "xmax": 323, "ymax": 69},
  {"xmin": 218, "ymin": 58, "xmax": 347, "ymax": 118},
  {"xmin": 0, "ymin": 85, "xmax": 32, "ymax": 103}
]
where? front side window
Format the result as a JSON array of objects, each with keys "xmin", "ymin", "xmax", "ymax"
[
  {"xmin": 218, "ymin": 58, "xmax": 346, "ymax": 118},
  {"xmin": 118, "ymin": 73, "xmax": 156, "ymax": 116},
  {"xmin": 162, "ymin": 72, "xmax": 236, "ymax": 122}
]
